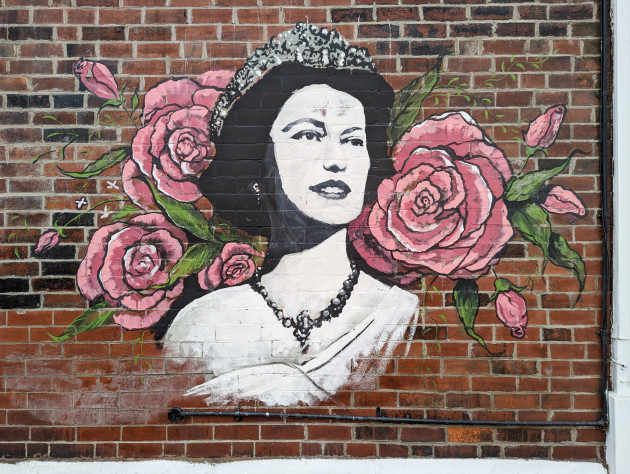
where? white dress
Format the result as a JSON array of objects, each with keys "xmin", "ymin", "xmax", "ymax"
[{"xmin": 164, "ymin": 271, "xmax": 419, "ymax": 406}]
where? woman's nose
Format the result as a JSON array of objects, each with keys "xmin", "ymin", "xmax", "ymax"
[{"xmin": 323, "ymin": 142, "xmax": 347, "ymax": 173}]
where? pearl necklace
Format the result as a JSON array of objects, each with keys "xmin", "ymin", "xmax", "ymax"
[{"xmin": 250, "ymin": 261, "xmax": 359, "ymax": 346}]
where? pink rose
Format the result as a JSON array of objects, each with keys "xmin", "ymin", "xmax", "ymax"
[
  {"xmin": 198, "ymin": 242, "xmax": 262, "ymax": 290},
  {"xmin": 522, "ymin": 104, "xmax": 566, "ymax": 149},
  {"xmin": 73, "ymin": 58, "xmax": 119, "ymax": 101},
  {"xmin": 121, "ymin": 158, "xmax": 156, "ymax": 211},
  {"xmin": 77, "ymin": 213, "xmax": 186, "ymax": 330},
  {"xmin": 541, "ymin": 185, "xmax": 586, "ymax": 217},
  {"xmin": 128, "ymin": 71, "xmax": 233, "ymax": 203},
  {"xmin": 495, "ymin": 290, "xmax": 528, "ymax": 339},
  {"xmin": 34, "ymin": 230, "xmax": 60, "ymax": 256},
  {"xmin": 351, "ymin": 111, "xmax": 513, "ymax": 280}
]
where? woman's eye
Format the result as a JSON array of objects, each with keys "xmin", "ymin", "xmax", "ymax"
[
  {"xmin": 342, "ymin": 137, "xmax": 365, "ymax": 147},
  {"xmin": 291, "ymin": 131, "xmax": 321, "ymax": 142}
]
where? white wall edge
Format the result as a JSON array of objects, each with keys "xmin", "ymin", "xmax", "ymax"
[
  {"xmin": 608, "ymin": 0, "xmax": 630, "ymax": 473},
  {"xmin": 0, "ymin": 459, "xmax": 607, "ymax": 474}
]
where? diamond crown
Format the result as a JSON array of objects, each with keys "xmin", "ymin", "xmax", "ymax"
[{"xmin": 210, "ymin": 23, "xmax": 376, "ymax": 137}]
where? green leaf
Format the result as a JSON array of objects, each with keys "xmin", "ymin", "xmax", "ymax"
[
  {"xmin": 489, "ymin": 278, "xmax": 527, "ymax": 302},
  {"xmin": 167, "ymin": 242, "xmax": 221, "ymax": 285},
  {"xmin": 148, "ymin": 182, "xmax": 214, "ymax": 241},
  {"xmin": 387, "ymin": 53, "xmax": 447, "ymax": 147},
  {"xmin": 113, "ymin": 204, "xmax": 144, "ymax": 221},
  {"xmin": 131, "ymin": 90, "xmax": 139, "ymax": 113},
  {"xmin": 516, "ymin": 63, "xmax": 526, "ymax": 71},
  {"xmin": 453, "ymin": 279, "xmax": 486, "ymax": 349},
  {"xmin": 505, "ymin": 149, "xmax": 587, "ymax": 202},
  {"xmin": 98, "ymin": 98, "xmax": 124, "ymax": 111},
  {"xmin": 32, "ymin": 149, "xmax": 54, "ymax": 164},
  {"xmin": 549, "ymin": 232, "xmax": 586, "ymax": 294},
  {"xmin": 57, "ymin": 147, "xmax": 129, "ymax": 179},
  {"xmin": 48, "ymin": 302, "xmax": 116, "ymax": 342},
  {"xmin": 510, "ymin": 202, "xmax": 551, "ymax": 264},
  {"xmin": 524, "ymin": 144, "xmax": 539, "ymax": 157}
]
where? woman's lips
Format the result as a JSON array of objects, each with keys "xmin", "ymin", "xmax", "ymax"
[{"xmin": 309, "ymin": 180, "xmax": 351, "ymax": 200}]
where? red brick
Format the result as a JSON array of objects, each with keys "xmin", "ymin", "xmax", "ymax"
[
  {"xmin": 423, "ymin": 7, "xmax": 465, "ymax": 22},
  {"xmin": 260, "ymin": 424, "xmax": 304, "ymax": 440},
  {"xmin": 255, "ymin": 441, "xmax": 300, "ymax": 457}
]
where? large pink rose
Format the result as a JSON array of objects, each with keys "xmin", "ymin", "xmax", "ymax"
[
  {"xmin": 77, "ymin": 213, "xmax": 187, "ymax": 330},
  {"xmin": 198, "ymin": 242, "xmax": 262, "ymax": 290},
  {"xmin": 351, "ymin": 111, "xmax": 513, "ymax": 280},
  {"xmin": 126, "ymin": 71, "xmax": 233, "ymax": 204}
]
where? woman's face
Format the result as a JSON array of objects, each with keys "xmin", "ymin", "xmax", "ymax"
[{"xmin": 269, "ymin": 84, "xmax": 370, "ymax": 226}]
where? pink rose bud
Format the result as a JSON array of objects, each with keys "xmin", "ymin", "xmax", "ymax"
[
  {"xmin": 495, "ymin": 290, "xmax": 528, "ymax": 339},
  {"xmin": 73, "ymin": 58, "xmax": 119, "ymax": 101},
  {"xmin": 522, "ymin": 104, "xmax": 566, "ymax": 149},
  {"xmin": 34, "ymin": 230, "xmax": 60, "ymax": 256},
  {"xmin": 541, "ymin": 185, "xmax": 587, "ymax": 217}
]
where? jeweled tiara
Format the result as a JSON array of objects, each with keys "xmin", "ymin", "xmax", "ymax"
[{"xmin": 210, "ymin": 22, "xmax": 376, "ymax": 137}]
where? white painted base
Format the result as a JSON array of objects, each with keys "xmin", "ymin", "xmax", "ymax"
[
  {"xmin": 607, "ymin": 392, "xmax": 630, "ymax": 474},
  {"xmin": 0, "ymin": 459, "xmax": 606, "ymax": 474},
  {"xmin": 606, "ymin": 338, "xmax": 630, "ymax": 474}
]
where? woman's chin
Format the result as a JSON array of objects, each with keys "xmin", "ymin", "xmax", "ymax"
[
  {"xmin": 300, "ymin": 201, "xmax": 364, "ymax": 226},
  {"xmin": 306, "ymin": 210, "xmax": 361, "ymax": 226}
]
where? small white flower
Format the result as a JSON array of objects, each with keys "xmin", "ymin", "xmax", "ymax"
[{"xmin": 100, "ymin": 205, "xmax": 113, "ymax": 220}]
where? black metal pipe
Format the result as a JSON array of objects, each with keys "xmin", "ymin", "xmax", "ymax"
[
  {"xmin": 168, "ymin": 0, "xmax": 611, "ymax": 430},
  {"xmin": 599, "ymin": 0, "xmax": 611, "ymax": 427},
  {"xmin": 168, "ymin": 407, "xmax": 605, "ymax": 427}
]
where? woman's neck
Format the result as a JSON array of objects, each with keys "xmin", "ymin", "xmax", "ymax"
[
  {"xmin": 260, "ymin": 229, "xmax": 354, "ymax": 317},
  {"xmin": 270, "ymin": 229, "xmax": 350, "ymax": 279}
]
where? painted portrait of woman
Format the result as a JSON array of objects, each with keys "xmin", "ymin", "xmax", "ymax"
[
  {"xmin": 38, "ymin": 21, "xmax": 588, "ymax": 413},
  {"xmin": 163, "ymin": 25, "xmax": 419, "ymax": 406}
]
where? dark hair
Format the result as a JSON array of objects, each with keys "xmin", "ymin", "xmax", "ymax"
[{"xmin": 201, "ymin": 62, "xmax": 395, "ymax": 238}]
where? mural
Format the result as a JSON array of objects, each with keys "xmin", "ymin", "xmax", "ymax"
[{"xmin": 32, "ymin": 23, "xmax": 587, "ymax": 406}]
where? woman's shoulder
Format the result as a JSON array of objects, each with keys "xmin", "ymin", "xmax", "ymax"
[{"xmin": 164, "ymin": 284, "xmax": 264, "ymax": 343}]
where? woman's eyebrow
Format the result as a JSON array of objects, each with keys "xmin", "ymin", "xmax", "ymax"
[
  {"xmin": 340, "ymin": 126, "xmax": 363, "ymax": 135},
  {"xmin": 281, "ymin": 118, "xmax": 326, "ymax": 133}
]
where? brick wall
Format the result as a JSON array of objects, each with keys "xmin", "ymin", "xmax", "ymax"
[{"xmin": 0, "ymin": 0, "xmax": 606, "ymax": 462}]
